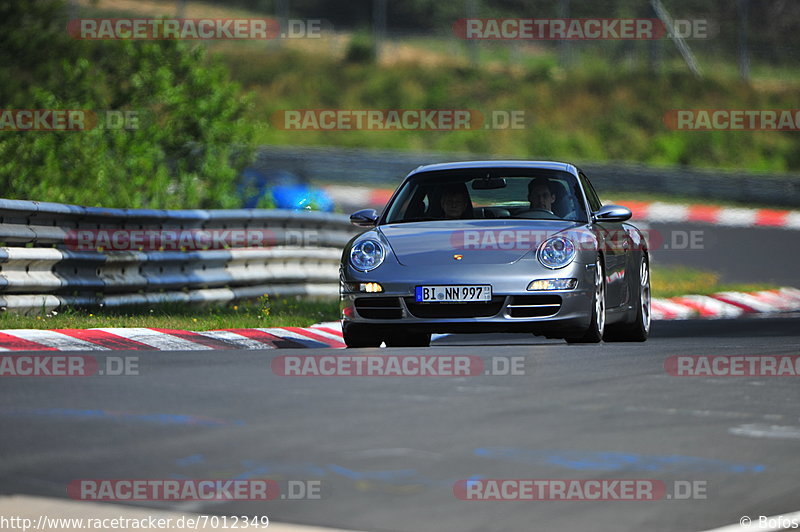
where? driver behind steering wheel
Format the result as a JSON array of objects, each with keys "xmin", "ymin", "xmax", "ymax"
[{"xmin": 527, "ymin": 177, "xmax": 557, "ymax": 214}]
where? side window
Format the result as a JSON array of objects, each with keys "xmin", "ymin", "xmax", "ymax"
[{"xmin": 578, "ymin": 172, "xmax": 602, "ymax": 213}]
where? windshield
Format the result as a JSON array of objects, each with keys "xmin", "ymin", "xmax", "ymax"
[{"xmin": 383, "ymin": 169, "xmax": 588, "ymax": 224}]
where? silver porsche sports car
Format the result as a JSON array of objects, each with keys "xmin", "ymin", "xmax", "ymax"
[{"xmin": 340, "ymin": 161, "xmax": 650, "ymax": 347}]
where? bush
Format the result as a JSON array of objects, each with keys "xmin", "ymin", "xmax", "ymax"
[
  {"xmin": 344, "ymin": 32, "xmax": 376, "ymax": 64},
  {"xmin": 0, "ymin": 0, "xmax": 254, "ymax": 209}
]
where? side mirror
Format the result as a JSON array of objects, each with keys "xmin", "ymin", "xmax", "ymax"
[
  {"xmin": 594, "ymin": 204, "xmax": 632, "ymax": 223},
  {"xmin": 350, "ymin": 209, "xmax": 379, "ymax": 227}
]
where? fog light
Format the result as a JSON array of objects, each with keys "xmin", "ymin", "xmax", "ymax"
[
  {"xmin": 360, "ymin": 282, "xmax": 384, "ymax": 293},
  {"xmin": 527, "ymin": 278, "xmax": 577, "ymax": 291},
  {"xmin": 345, "ymin": 282, "xmax": 384, "ymax": 293}
]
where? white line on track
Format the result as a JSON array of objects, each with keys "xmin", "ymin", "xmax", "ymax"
[{"xmin": 728, "ymin": 423, "xmax": 800, "ymax": 440}]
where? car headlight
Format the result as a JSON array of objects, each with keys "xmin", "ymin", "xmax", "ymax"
[
  {"xmin": 538, "ymin": 236, "xmax": 576, "ymax": 269},
  {"xmin": 350, "ymin": 239, "xmax": 385, "ymax": 272}
]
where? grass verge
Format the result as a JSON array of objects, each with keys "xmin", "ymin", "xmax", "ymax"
[
  {"xmin": 0, "ymin": 297, "xmax": 340, "ymax": 331},
  {"xmin": 651, "ymin": 266, "xmax": 777, "ymax": 299}
]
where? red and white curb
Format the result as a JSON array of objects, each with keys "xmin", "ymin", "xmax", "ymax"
[
  {"xmin": 323, "ymin": 185, "xmax": 800, "ymax": 230},
  {"xmin": 0, "ymin": 324, "xmax": 345, "ymax": 352},
  {"xmin": 650, "ymin": 287, "xmax": 800, "ymax": 320},
  {"xmin": 0, "ymin": 288, "xmax": 796, "ymax": 351},
  {"xmin": 620, "ymin": 201, "xmax": 800, "ymax": 229}
]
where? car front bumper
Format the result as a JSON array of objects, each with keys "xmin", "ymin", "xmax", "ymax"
[{"xmin": 340, "ymin": 259, "xmax": 596, "ymax": 336}]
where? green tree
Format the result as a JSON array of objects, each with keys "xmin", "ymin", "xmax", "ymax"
[{"xmin": 0, "ymin": 0, "xmax": 254, "ymax": 208}]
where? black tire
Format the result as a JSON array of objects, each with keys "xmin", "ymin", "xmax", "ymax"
[
  {"xmin": 342, "ymin": 323, "xmax": 383, "ymax": 348},
  {"xmin": 566, "ymin": 257, "xmax": 606, "ymax": 344},
  {"xmin": 603, "ymin": 254, "xmax": 651, "ymax": 342},
  {"xmin": 384, "ymin": 329, "xmax": 431, "ymax": 348}
]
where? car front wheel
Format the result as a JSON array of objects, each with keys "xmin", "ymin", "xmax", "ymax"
[{"xmin": 566, "ymin": 257, "xmax": 605, "ymax": 344}]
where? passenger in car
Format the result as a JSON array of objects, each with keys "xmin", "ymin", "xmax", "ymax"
[{"xmin": 439, "ymin": 183, "xmax": 474, "ymax": 219}]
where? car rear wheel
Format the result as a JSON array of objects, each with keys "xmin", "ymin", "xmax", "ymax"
[
  {"xmin": 384, "ymin": 329, "xmax": 431, "ymax": 348},
  {"xmin": 603, "ymin": 254, "xmax": 650, "ymax": 342},
  {"xmin": 566, "ymin": 257, "xmax": 605, "ymax": 344},
  {"xmin": 342, "ymin": 323, "xmax": 383, "ymax": 348}
]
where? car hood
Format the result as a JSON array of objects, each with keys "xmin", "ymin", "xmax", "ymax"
[{"xmin": 379, "ymin": 219, "xmax": 585, "ymax": 266}]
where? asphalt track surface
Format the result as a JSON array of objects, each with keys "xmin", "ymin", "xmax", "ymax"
[
  {"xmin": 648, "ymin": 222, "xmax": 800, "ymax": 286},
  {"xmin": 1, "ymin": 315, "xmax": 799, "ymax": 532}
]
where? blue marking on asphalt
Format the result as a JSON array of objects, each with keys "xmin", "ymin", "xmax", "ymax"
[
  {"xmin": 0, "ymin": 407, "xmax": 244, "ymax": 427},
  {"xmin": 473, "ymin": 448, "xmax": 765, "ymax": 473},
  {"xmin": 176, "ymin": 454, "xmax": 205, "ymax": 466},
  {"xmin": 234, "ymin": 460, "xmax": 327, "ymax": 478}
]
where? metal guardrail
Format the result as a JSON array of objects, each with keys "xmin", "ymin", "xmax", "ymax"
[
  {"xmin": 254, "ymin": 146, "xmax": 800, "ymax": 208},
  {"xmin": 0, "ymin": 198, "xmax": 358, "ymax": 314}
]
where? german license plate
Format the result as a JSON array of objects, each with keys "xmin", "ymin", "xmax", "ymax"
[{"xmin": 415, "ymin": 285, "xmax": 492, "ymax": 303}]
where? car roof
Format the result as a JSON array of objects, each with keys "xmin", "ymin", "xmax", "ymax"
[{"xmin": 407, "ymin": 160, "xmax": 579, "ymax": 176}]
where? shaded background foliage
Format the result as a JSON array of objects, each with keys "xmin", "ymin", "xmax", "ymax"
[{"xmin": 225, "ymin": 0, "xmax": 798, "ymax": 65}]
